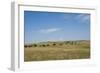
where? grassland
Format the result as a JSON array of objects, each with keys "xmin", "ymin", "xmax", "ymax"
[{"xmin": 24, "ymin": 40, "xmax": 90, "ymax": 62}]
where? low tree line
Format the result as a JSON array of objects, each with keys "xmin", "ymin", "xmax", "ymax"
[{"xmin": 24, "ymin": 41, "xmax": 80, "ymax": 48}]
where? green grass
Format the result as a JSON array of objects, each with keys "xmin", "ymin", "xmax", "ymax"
[{"xmin": 24, "ymin": 40, "xmax": 90, "ymax": 62}]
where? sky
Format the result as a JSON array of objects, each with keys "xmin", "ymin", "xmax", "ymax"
[{"xmin": 24, "ymin": 11, "xmax": 90, "ymax": 44}]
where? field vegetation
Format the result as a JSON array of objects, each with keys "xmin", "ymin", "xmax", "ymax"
[{"xmin": 24, "ymin": 40, "xmax": 90, "ymax": 62}]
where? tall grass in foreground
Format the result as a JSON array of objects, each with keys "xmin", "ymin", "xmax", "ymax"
[{"xmin": 24, "ymin": 40, "xmax": 90, "ymax": 61}]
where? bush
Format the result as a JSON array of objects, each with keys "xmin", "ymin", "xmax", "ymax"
[
  {"xmin": 47, "ymin": 44, "xmax": 50, "ymax": 46},
  {"xmin": 65, "ymin": 41, "xmax": 70, "ymax": 44},
  {"xmin": 33, "ymin": 44, "xmax": 37, "ymax": 47},
  {"xmin": 53, "ymin": 43, "xmax": 56, "ymax": 46},
  {"xmin": 29, "ymin": 45, "xmax": 32, "ymax": 47},
  {"xmin": 24, "ymin": 45, "xmax": 28, "ymax": 48},
  {"xmin": 42, "ymin": 44, "xmax": 46, "ymax": 47}
]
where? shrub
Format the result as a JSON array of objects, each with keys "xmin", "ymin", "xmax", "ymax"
[
  {"xmin": 53, "ymin": 43, "xmax": 56, "ymax": 46},
  {"xmin": 65, "ymin": 41, "xmax": 70, "ymax": 44},
  {"xmin": 24, "ymin": 45, "xmax": 28, "ymax": 48},
  {"xmin": 29, "ymin": 45, "xmax": 32, "ymax": 47},
  {"xmin": 47, "ymin": 44, "xmax": 50, "ymax": 46},
  {"xmin": 33, "ymin": 44, "xmax": 37, "ymax": 47},
  {"xmin": 42, "ymin": 44, "xmax": 46, "ymax": 47}
]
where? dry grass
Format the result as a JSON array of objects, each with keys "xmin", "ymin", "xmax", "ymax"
[{"xmin": 24, "ymin": 40, "xmax": 90, "ymax": 62}]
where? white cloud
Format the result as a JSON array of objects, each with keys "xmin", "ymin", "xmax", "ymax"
[
  {"xmin": 61, "ymin": 13, "xmax": 90, "ymax": 23},
  {"xmin": 39, "ymin": 28, "xmax": 60, "ymax": 34},
  {"xmin": 76, "ymin": 14, "xmax": 90, "ymax": 22}
]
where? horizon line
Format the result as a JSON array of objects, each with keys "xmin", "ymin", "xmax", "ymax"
[{"xmin": 24, "ymin": 39, "xmax": 90, "ymax": 44}]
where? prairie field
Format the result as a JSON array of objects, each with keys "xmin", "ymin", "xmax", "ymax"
[{"xmin": 24, "ymin": 40, "xmax": 90, "ymax": 62}]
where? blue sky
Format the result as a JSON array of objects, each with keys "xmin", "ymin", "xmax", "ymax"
[{"xmin": 24, "ymin": 11, "xmax": 90, "ymax": 43}]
